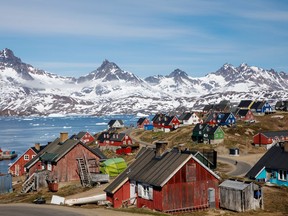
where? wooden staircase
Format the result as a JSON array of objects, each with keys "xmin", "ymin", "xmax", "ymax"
[
  {"xmin": 21, "ymin": 173, "xmax": 38, "ymax": 193},
  {"xmin": 77, "ymin": 157, "xmax": 91, "ymax": 187}
]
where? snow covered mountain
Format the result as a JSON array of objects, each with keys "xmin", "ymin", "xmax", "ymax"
[{"xmin": 0, "ymin": 48, "xmax": 288, "ymax": 116}]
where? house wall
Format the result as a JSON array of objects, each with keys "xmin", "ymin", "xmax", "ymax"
[
  {"xmin": 9, "ymin": 148, "xmax": 36, "ymax": 176},
  {"xmin": 137, "ymin": 158, "xmax": 220, "ymax": 212},
  {"xmin": 107, "ymin": 181, "xmax": 130, "ymax": 208},
  {"xmin": 28, "ymin": 161, "xmax": 42, "ymax": 176},
  {"xmin": 253, "ymin": 134, "xmax": 272, "ymax": 146},
  {"xmin": 49, "ymin": 144, "xmax": 100, "ymax": 182},
  {"xmin": 80, "ymin": 133, "xmax": 95, "ymax": 144},
  {"xmin": 256, "ymin": 168, "xmax": 267, "ymax": 180},
  {"xmin": 220, "ymin": 184, "xmax": 257, "ymax": 212},
  {"xmin": 138, "ymin": 119, "xmax": 150, "ymax": 128}
]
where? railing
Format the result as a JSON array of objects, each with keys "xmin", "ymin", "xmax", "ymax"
[{"xmin": 21, "ymin": 173, "xmax": 38, "ymax": 193}]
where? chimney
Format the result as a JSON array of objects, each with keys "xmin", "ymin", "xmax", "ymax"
[
  {"xmin": 34, "ymin": 143, "xmax": 41, "ymax": 151},
  {"xmin": 60, "ymin": 132, "xmax": 69, "ymax": 143},
  {"xmin": 155, "ymin": 141, "xmax": 168, "ymax": 158}
]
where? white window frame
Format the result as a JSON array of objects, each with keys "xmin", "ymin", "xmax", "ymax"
[
  {"xmin": 24, "ymin": 154, "xmax": 29, "ymax": 161},
  {"xmin": 47, "ymin": 162, "xmax": 52, "ymax": 171},
  {"xmin": 137, "ymin": 183, "xmax": 153, "ymax": 200},
  {"xmin": 278, "ymin": 170, "xmax": 287, "ymax": 181}
]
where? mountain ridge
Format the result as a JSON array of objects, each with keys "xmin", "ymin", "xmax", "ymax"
[{"xmin": 0, "ymin": 48, "xmax": 288, "ymax": 116}]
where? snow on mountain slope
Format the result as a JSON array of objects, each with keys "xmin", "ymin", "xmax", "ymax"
[{"xmin": 1, "ymin": 48, "xmax": 288, "ymax": 116}]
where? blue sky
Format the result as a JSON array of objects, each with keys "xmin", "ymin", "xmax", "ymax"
[{"xmin": 1, "ymin": 0, "xmax": 288, "ymax": 78}]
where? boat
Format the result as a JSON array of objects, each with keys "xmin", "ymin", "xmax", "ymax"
[{"xmin": 0, "ymin": 149, "xmax": 18, "ymax": 160}]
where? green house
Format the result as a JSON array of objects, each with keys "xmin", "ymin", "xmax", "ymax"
[{"xmin": 192, "ymin": 123, "xmax": 224, "ymax": 144}]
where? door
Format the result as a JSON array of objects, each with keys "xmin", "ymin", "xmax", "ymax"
[
  {"xmin": 130, "ymin": 181, "xmax": 137, "ymax": 205},
  {"xmin": 15, "ymin": 165, "xmax": 19, "ymax": 176},
  {"xmin": 208, "ymin": 188, "xmax": 216, "ymax": 208}
]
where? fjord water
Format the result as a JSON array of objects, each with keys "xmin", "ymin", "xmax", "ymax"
[{"xmin": 0, "ymin": 115, "xmax": 138, "ymax": 174}]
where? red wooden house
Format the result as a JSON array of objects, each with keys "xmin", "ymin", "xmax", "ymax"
[
  {"xmin": 70, "ymin": 131, "xmax": 95, "ymax": 144},
  {"xmin": 104, "ymin": 141, "xmax": 221, "ymax": 213},
  {"xmin": 8, "ymin": 143, "xmax": 46, "ymax": 176},
  {"xmin": 137, "ymin": 117, "xmax": 150, "ymax": 129},
  {"xmin": 235, "ymin": 109, "xmax": 254, "ymax": 122},
  {"xmin": 253, "ymin": 130, "xmax": 288, "ymax": 149},
  {"xmin": 152, "ymin": 114, "xmax": 180, "ymax": 132},
  {"xmin": 24, "ymin": 132, "xmax": 107, "ymax": 182},
  {"xmin": 97, "ymin": 132, "xmax": 133, "ymax": 151}
]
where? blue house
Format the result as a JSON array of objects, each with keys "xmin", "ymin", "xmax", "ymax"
[
  {"xmin": 144, "ymin": 124, "xmax": 154, "ymax": 131},
  {"xmin": 250, "ymin": 101, "xmax": 273, "ymax": 114},
  {"xmin": 246, "ymin": 143, "xmax": 288, "ymax": 186},
  {"xmin": 217, "ymin": 112, "xmax": 236, "ymax": 126}
]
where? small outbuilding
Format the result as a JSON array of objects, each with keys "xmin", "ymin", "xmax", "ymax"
[
  {"xmin": 0, "ymin": 174, "xmax": 13, "ymax": 194},
  {"xmin": 229, "ymin": 148, "xmax": 239, "ymax": 156},
  {"xmin": 219, "ymin": 180, "xmax": 263, "ymax": 212}
]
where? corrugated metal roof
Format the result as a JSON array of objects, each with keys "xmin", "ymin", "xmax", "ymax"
[{"xmin": 219, "ymin": 180, "xmax": 250, "ymax": 190}]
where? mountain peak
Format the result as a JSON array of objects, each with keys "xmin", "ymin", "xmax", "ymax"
[
  {"xmin": 0, "ymin": 48, "xmax": 22, "ymax": 64},
  {"xmin": 168, "ymin": 69, "xmax": 188, "ymax": 78}
]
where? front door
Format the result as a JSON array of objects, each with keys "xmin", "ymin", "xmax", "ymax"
[
  {"xmin": 130, "ymin": 181, "xmax": 137, "ymax": 205},
  {"xmin": 208, "ymin": 188, "xmax": 216, "ymax": 208}
]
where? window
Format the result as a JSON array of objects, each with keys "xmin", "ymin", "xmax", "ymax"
[
  {"xmin": 24, "ymin": 155, "xmax": 29, "ymax": 161},
  {"xmin": 278, "ymin": 170, "xmax": 287, "ymax": 181},
  {"xmin": 186, "ymin": 163, "xmax": 196, "ymax": 182},
  {"xmin": 47, "ymin": 162, "xmax": 52, "ymax": 171},
  {"xmin": 138, "ymin": 184, "xmax": 153, "ymax": 200},
  {"xmin": 32, "ymin": 155, "xmax": 36, "ymax": 158}
]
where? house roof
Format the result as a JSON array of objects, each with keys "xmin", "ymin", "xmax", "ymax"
[
  {"xmin": 96, "ymin": 131, "xmax": 111, "ymax": 143},
  {"xmin": 259, "ymin": 130, "xmax": 288, "ymax": 138},
  {"xmin": 250, "ymin": 101, "xmax": 265, "ymax": 110},
  {"xmin": 153, "ymin": 114, "xmax": 178, "ymax": 126},
  {"xmin": 193, "ymin": 123, "xmax": 208, "ymax": 132},
  {"xmin": 236, "ymin": 109, "xmax": 250, "ymax": 117},
  {"xmin": 70, "ymin": 131, "xmax": 92, "ymax": 140},
  {"xmin": 108, "ymin": 119, "xmax": 124, "ymax": 127},
  {"xmin": 104, "ymin": 147, "xmax": 220, "ymax": 194},
  {"xmin": 238, "ymin": 100, "xmax": 253, "ymax": 108},
  {"xmin": 109, "ymin": 133, "xmax": 126, "ymax": 142},
  {"xmin": 178, "ymin": 112, "xmax": 193, "ymax": 121},
  {"xmin": 218, "ymin": 113, "xmax": 235, "ymax": 124},
  {"xmin": 246, "ymin": 144, "xmax": 288, "ymax": 179},
  {"xmin": 25, "ymin": 136, "xmax": 106, "ymax": 169},
  {"xmin": 137, "ymin": 117, "xmax": 148, "ymax": 125},
  {"xmin": 219, "ymin": 180, "xmax": 250, "ymax": 190}
]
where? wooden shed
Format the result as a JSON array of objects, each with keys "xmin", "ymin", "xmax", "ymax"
[{"xmin": 219, "ymin": 180, "xmax": 263, "ymax": 212}]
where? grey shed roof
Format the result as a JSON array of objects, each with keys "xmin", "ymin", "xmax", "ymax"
[{"xmin": 219, "ymin": 180, "xmax": 250, "ymax": 190}]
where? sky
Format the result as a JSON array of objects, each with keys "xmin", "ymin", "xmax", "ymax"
[{"xmin": 1, "ymin": 0, "xmax": 288, "ymax": 78}]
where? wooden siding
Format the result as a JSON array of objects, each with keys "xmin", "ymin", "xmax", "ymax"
[
  {"xmin": 28, "ymin": 144, "xmax": 101, "ymax": 182},
  {"xmin": 51, "ymin": 144, "xmax": 100, "ymax": 182},
  {"xmin": 80, "ymin": 133, "xmax": 95, "ymax": 144},
  {"xmin": 136, "ymin": 158, "xmax": 220, "ymax": 212},
  {"xmin": 220, "ymin": 183, "xmax": 260, "ymax": 212},
  {"xmin": 107, "ymin": 181, "xmax": 130, "ymax": 208},
  {"xmin": 253, "ymin": 133, "xmax": 272, "ymax": 145}
]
